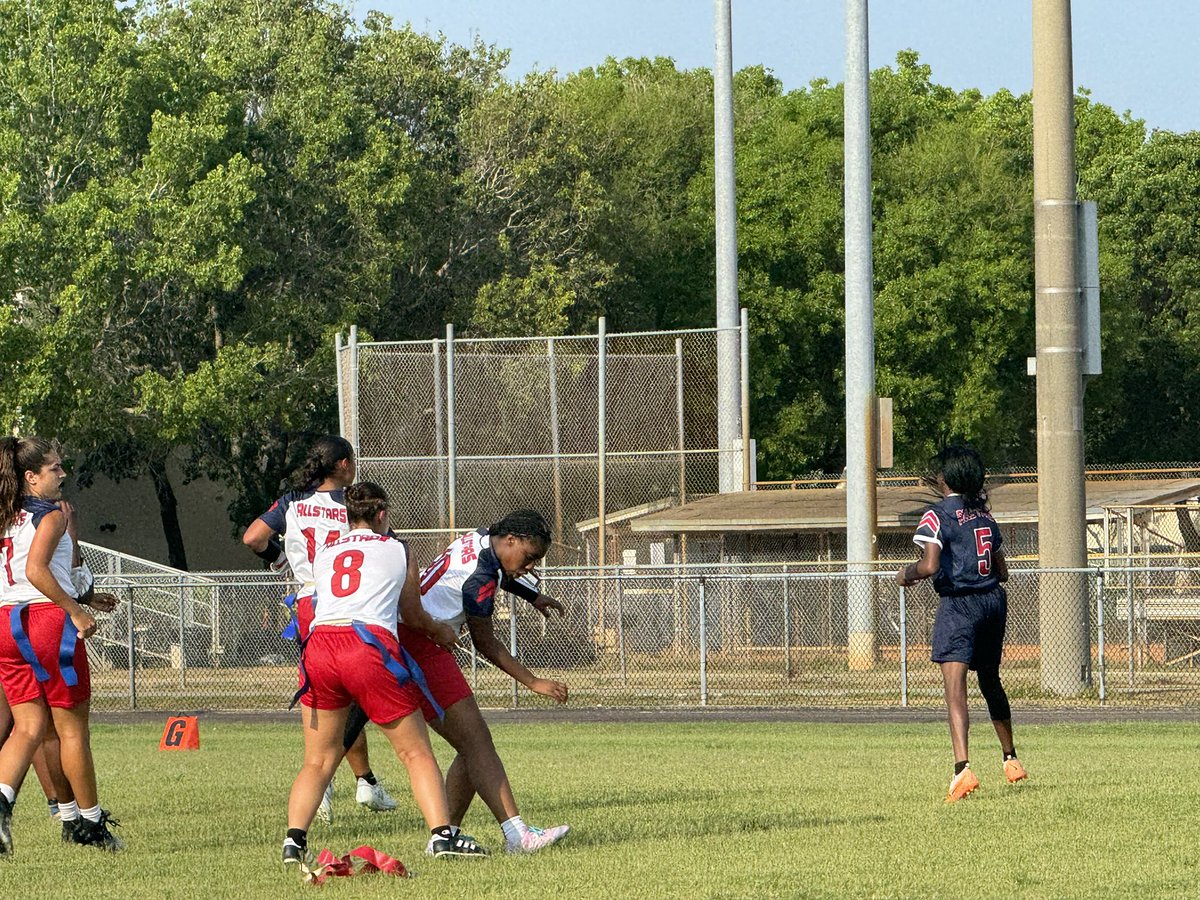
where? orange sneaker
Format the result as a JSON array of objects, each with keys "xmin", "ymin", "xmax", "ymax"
[
  {"xmin": 1004, "ymin": 758, "xmax": 1028, "ymax": 784},
  {"xmin": 945, "ymin": 767, "xmax": 980, "ymax": 804}
]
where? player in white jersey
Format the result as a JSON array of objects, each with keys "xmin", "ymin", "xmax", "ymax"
[
  {"xmin": 243, "ymin": 436, "xmax": 396, "ymax": 820},
  {"xmin": 0, "ymin": 437, "xmax": 122, "ymax": 855},
  {"xmin": 282, "ymin": 481, "xmax": 487, "ymax": 868},
  {"xmin": 389, "ymin": 509, "xmax": 571, "ymax": 854}
]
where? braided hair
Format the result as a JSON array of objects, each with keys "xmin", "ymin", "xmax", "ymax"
[
  {"xmin": 488, "ymin": 509, "xmax": 551, "ymax": 553},
  {"xmin": 0, "ymin": 436, "xmax": 57, "ymax": 532},
  {"xmin": 293, "ymin": 435, "xmax": 354, "ymax": 491},
  {"xmin": 932, "ymin": 445, "xmax": 989, "ymax": 511},
  {"xmin": 345, "ymin": 481, "xmax": 389, "ymax": 527}
]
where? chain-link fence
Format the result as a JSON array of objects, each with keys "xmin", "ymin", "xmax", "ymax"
[
  {"xmin": 75, "ymin": 542, "xmax": 1200, "ymax": 711},
  {"xmin": 336, "ymin": 323, "xmax": 740, "ymax": 567}
]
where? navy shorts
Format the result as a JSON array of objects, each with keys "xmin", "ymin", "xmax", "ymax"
[{"xmin": 930, "ymin": 586, "xmax": 1007, "ymax": 671}]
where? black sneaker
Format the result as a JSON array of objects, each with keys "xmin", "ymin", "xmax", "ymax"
[
  {"xmin": 71, "ymin": 811, "xmax": 124, "ymax": 852},
  {"xmin": 428, "ymin": 831, "xmax": 489, "ymax": 859},
  {"xmin": 282, "ymin": 837, "xmax": 308, "ymax": 867},
  {"xmin": 0, "ymin": 794, "xmax": 12, "ymax": 856},
  {"xmin": 61, "ymin": 818, "xmax": 79, "ymax": 843}
]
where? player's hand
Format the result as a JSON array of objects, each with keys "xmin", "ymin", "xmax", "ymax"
[
  {"xmin": 71, "ymin": 609, "xmax": 97, "ymax": 640},
  {"xmin": 531, "ymin": 595, "xmax": 565, "ymax": 619},
  {"xmin": 86, "ymin": 592, "xmax": 119, "ymax": 613},
  {"xmin": 269, "ymin": 554, "xmax": 291, "ymax": 577},
  {"xmin": 430, "ymin": 622, "xmax": 459, "ymax": 652},
  {"xmin": 529, "ymin": 678, "xmax": 568, "ymax": 703},
  {"xmin": 894, "ymin": 569, "xmax": 909, "ymax": 586}
]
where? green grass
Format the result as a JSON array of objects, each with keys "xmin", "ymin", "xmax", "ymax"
[{"xmin": 0, "ymin": 719, "xmax": 1198, "ymax": 898}]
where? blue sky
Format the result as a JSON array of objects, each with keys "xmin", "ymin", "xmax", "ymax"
[{"xmin": 352, "ymin": 1, "xmax": 1196, "ymax": 134}]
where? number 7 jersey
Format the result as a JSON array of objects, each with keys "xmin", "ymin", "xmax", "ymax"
[
  {"xmin": 256, "ymin": 489, "xmax": 348, "ymax": 590},
  {"xmin": 912, "ymin": 494, "xmax": 1004, "ymax": 596}
]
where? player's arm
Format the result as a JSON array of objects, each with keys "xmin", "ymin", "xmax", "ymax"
[
  {"xmin": 26, "ymin": 510, "xmax": 96, "ymax": 639},
  {"xmin": 242, "ymin": 517, "xmax": 288, "ymax": 571},
  {"xmin": 398, "ymin": 552, "xmax": 457, "ymax": 651},
  {"xmin": 500, "ymin": 574, "xmax": 565, "ymax": 619},
  {"xmin": 896, "ymin": 540, "xmax": 940, "ymax": 586},
  {"xmin": 465, "ymin": 613, "xmax": 568, "ymax": 703},
  {"xmin": 993, "ymin": 547, "xmax": 1009, "ymax": 582}
]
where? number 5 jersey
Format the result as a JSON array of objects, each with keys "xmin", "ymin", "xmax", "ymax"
[{"xmin": 912, "ymin": 494, "xmax": 1004, "ymax": 596}]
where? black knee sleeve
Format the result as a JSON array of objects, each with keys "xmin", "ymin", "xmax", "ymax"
[
  {"xmin": 343, "ymin": 703, "xmax": 369, "ymax": 752},
  {"xmin": 978, "ymin": 670, "xmax": 1011, "ymax": 722}
]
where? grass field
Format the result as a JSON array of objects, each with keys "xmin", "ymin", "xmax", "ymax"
[{"xmin": 0, "ymin": 717, "xmax": 1197, "ymax": 898}]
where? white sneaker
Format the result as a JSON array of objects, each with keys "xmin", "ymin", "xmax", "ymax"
[
  {"xmin": 315, "ymin": 779, "xmax": 334, "ymax": 824},
  {"xmin": 506, "ymin": 823, "xmax": 570, "ymax": 854},
  {"xmin": 355, "ymin": 778, "xmax": 397, "ymax": 811}
]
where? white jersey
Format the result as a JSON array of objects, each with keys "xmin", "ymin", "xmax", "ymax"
[
  {"xmin": 0, "ymin": 497, "xmax": 76, "ymax": 607},
  {"xmin": 418, "ymin": 529, "xmax": 507, "ymax": 631},
  {"xmin": 311, "ymin": 529, "xmax": 409, "ymax": 632},
  {"xmin": 257, "ymin": 488, "xmax": 347, "ymax": 592}
]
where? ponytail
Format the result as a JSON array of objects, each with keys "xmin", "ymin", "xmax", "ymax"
[
  {"xmin": 0, "ymin": 436, "xmax": 56, "ymax": 531},
  {"xmin": 293, "ymin": 435, "xmax": 354, "ymax": 491},
  {"xmin": 932, "ymin": 444, "xmax": 990, "ymax": 512}
]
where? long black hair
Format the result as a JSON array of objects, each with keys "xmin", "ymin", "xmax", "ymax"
[
  {"xmin": 931, "ymin": 444, "xmax": 989, "ymax": 511},
  {"xmin": 0, "ymin": 436, "xmax": 57, "ymax": 531},
  {"xmin": 488, "ymin": 509, "xmax": 551, "ymax": 552},
  {"xmin": 293, "ymin": 435, "xmax": 354, "ymax": 491}
]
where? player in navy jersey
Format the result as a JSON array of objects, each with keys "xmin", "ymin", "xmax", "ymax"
[
  {"xmin": 0, "ymin": 437, "xmax": 123, "ymax": 853},
  {"xmin": 896, "ymin": 445, "xmax": 1027, "ymax": 802},
  {"xmin": 379, "ymin": 509, "xmax": 570, "ymax": 854},
  {"xmin": 282, "ymin": 482, "xmax": 487, "ymax": 867},
  {"xmin": 243, "ymin": 436, "xmax": 396, "ymax": 822}
]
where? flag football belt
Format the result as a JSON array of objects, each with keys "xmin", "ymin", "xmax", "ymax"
[
  {"xmin": 281, "ymin": 592, "xmax": 301, "ymax": 642},
  {"xmin": 289, "ymin": 621, "xmax": 444, "ymax": 721},
  {"xmin": 9, "ymin": 602, "xmax": 80, "ymax": 687}
]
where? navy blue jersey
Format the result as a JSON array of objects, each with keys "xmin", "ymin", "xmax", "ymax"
[{"xmin": 912, "ymin": 494, "xmax": 1003, "ymax": 596}]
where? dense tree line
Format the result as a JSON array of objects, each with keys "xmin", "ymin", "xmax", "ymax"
[{"xmin": 1, "ymin": 1, "xmax": 1196, "ymax": 566}]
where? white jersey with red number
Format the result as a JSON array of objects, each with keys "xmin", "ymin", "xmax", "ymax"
[
  {"xmin": 418, "ymin": 528, "xmax": 505, "ymax": 631},
  {"xmin": 311, "ymin": 529, "xmax": 409, "ymax": 632},
  {"xmin": 256, "ymin": 488, "xmax": 347, "ymax": 591},
  {"xmin": 0, "ymin": 497, "xmax": 75, "ymax": 607}
]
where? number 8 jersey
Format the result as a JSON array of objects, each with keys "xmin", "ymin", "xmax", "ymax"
[
  {"xmin": 311, "ymin": 530, "xmax": 409, "ymax": 632},
  {"xmin": 912, "ymin": 494, "xmax": 1004, "ymax": 596}
]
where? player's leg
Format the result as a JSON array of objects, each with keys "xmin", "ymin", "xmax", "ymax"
[
  {"xmin": 0, "ymin": 699, "xmax": 50, "ymax": 854},
  {"xmin": 940, "ymin": 661, "xmax": 979, "ymax": 802},
  {"xmin": 50, "ymin": 702, "xmax": 120, "ymax": 850},
  {"xmin": 284, "ymin": 704, "xmax": 349, "ymax": 866},
  {"xmin": 32, "ymin": 721, "xmax": 76, "ymax": 836},
  {"xmin": 429, "ymin": 696, "xmax": 569, "ymax": 853},
  {"xmin": 976, "ymin": 589, "xmax": 1025, "ymax": 783},
  {"xmin": 342, "ymin": 704, "xmax": 397, "ymax": 811}
]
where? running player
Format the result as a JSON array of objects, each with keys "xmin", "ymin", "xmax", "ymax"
[
  {"xmin": 283, "ymin": 481, "xmax": 488, "ymax": 867},
  {"xmin": 392, "ymin": 509, "xmax": 570, "ymax": 853},
  {"xmin": 243, "ymin": 436, "xmax": 396, "ymax": 821},
  {"xmin": 896, "ymin": 445, "xmax": 1028, "ymax": 802},
  {"xmin": 0, "ymin": 436, "xmax": 122, "ymax": 853}
]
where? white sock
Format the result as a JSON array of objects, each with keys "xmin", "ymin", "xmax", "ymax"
[
  {"xmin": 501, "ymin": 815, "xmax": 526, "ymax": 846},
  {"xmin": 58, "ymin": 800, "xmax": 79, "ymax": 821},
  {"xmin": 80, "ymin": 804, "xmax": 102, "ymax": 823},
  {"xmin": 0, "ymin": 783, "xmax": 14, "ymax": 804}
]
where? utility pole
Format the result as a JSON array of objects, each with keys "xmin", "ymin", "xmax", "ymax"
[
  {"xmin": 714, "ymin": 0, "xmax": 743, "ymax": 494},
  {"xmin": 844, "ymin": 0, "xmax": 877, "ymax": 669},
  {"xmin": 1032, "ymin": 0, "xmax": 1089, "ymax": 693}
]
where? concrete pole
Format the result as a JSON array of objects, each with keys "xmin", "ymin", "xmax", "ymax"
[
  {"xmin": 714, "ymin": 0, "xmax": 743, "ymax": 493},
  {"xmin": 1032, "ymin": 0, "xmax": 1090, "ymax": 694},
  {"xmin": 844, "ymin": 0, "xmax": 878, "ymax": 670}
]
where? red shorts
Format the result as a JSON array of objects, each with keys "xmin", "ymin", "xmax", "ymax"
[
  {"xmin": 295, "ymin": 594, "xmax": 316, "ymax": 642},
  {"xmin": 0, "ymin": 603, "xmax": 91, "ymax": 709},
  {"xmin": 396, "ymin": 623, "xmax": 473, "ymax": 721},
  {"xmin": 300, "ymin": 625, "xmax": 423, "ymax": 724}
]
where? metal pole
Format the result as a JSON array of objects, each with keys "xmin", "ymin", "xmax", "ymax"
[
  {"xmin": 783, "ymin": 569, "xmax": 792, "ymax": 680},
  {"xmin": 713, "ymin": 0, "xmax": 743, "ymax": 494},
  {"xmin": 676, "ymin": 338, "xmax": 686, "ymax": 504},
  {"xmin": 844, "ymin": 0, "xmax": 878, "ymax": 670},
  {"xmin": 1033, "ymin": 0, "xmax": 1089, "ymax": 694},
  {"xmin": 617, "ymin": 572, "xmax": 627, "ymax": 685},
  {"xmin": 597, "ymin": 316, "xmax": 608, "ymax": 575},
  {"xmin": 699, "ymin": 577, "xmax": 708, "ymax": 706},
  {"xmin": 178, "ymin": 575, "xmax": 186, "ymax": 690},
  {"xmin": 548, "ymin": 339, "xmax": 564, "ymax": 553},
  {"xmin": 1096, "ymin": 569, "xmax": 1106, "ymax": 703},
  {"xmin": 127, "ymin": 595, "xmax": 136, "ymax": 710},
  {"xmin": 899, "ymin": 583, "xmax": 908, "ymax": 707},
  {"xmin": 433, "ymin": 339, "xmax": 447, "ymax": 531},
  {"xmin": 740, "ymin": 307, "xmax": 752, "ymax": 491},
  {"xmin": 445, "ymin": 323, "xmax": 457, "ymax": 532},
  {"xmin": 1126, "ymin": 511, "xmax": 1135, "ymax": 686},
  {"xmin": 348, "ymin": 325, "xmax": 360, "ymax": 459},
  {"xmin": 334, "ymin": 331, "xmax": 346, "ymax": 437}
]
